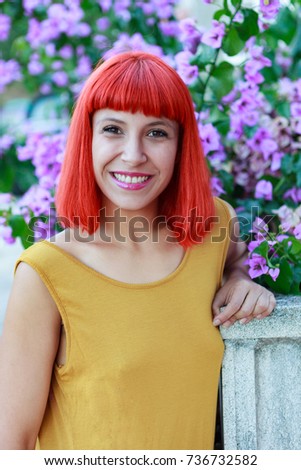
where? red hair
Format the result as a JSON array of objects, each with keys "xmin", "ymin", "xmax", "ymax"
[{"xmin": 55, "ymin": 51, "xmax": 215, "ymax": 247}]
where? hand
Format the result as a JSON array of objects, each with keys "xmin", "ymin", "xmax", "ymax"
[{"xmin": 212, "ymin": 276, "xmax": 276, "ymax": 328}]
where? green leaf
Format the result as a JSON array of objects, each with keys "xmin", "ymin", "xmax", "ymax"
[
  {"xmin": 288, "ymin": 238, "xmax": 301, "ymax": 256},
  {"xmin": 269, "ymin": 7, "xmax": 298, "ymax": 46},
  {"xmin": 230, "ymin": 0, "xmax": 242, "ymax": 7},
  {"xmin": 236, "ymin": 9, "xmax": 259, "ymax": 41},
  {"xmin": 214, "ymin": 9, "xmax": 231, "ymax": 22},
  {"xmin": 0, "ymin": 160, "xmax": 14, "ymax": 192},
  {"xmin": 8, "ymin": 215, "xmax": 33, "ymax": 249},
  {"xmin": 192, "ymin": 45, "xmax": 216, "ymax": 67},
  {"xmin": 222, "ymin": 26, "xmax": 245, "ymax": 56},
  {"xmin": 296, "ymin": 154, "xmax": 301, "ymax": 187},
  {"xmin": 293, "ymin": 266, "xmax": 301, "ymax": 284},
  {"xmin": 253, "ymin": 241, "xmax": 269, "ymax": 258},
  {"xmin": 264, "ymin": 258, "xmax": 293, "ymax": 294},
  {"xmin": 210, "ymin": 62, "xmax": 235, "ymax": 99},
  {"xmin": 280, "ymin": 154, "xmax": 294, "ymax": 175},
  {"xmin": 218, "ymin": 169, "xmax": 234, "ymax": 195}
]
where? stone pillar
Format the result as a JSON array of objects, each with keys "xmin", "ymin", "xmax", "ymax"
[{"xmin": 220, "ymin": 295, "xmax": 301, "ymax": 450}]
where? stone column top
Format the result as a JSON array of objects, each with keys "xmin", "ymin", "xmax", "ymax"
[{"xmin": 220, "ymin": 295, "xmax": 301, "ymax": 340}]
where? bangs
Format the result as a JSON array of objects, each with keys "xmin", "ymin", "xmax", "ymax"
[{"xmin": 87, "ymin": 54, "xmax": 190, "ymax": 123}]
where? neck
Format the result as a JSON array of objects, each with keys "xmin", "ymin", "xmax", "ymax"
[{"xmin": 95, "ymin": 200, "xmax": 168, "ymax": 246}]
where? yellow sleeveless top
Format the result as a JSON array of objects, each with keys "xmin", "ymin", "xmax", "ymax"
[{"xmin": 16, "ymin": 198, "xmax": 231, "ymax": 450}]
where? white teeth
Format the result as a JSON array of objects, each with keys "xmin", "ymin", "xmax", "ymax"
[{"xmin": 113, "ymin": 173, "xmax": 149, "ymax": 184}]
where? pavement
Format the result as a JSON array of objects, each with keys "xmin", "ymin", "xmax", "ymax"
[{"xmin": 0, "ymin": 239, "xmax": 23, "ymax": 333}]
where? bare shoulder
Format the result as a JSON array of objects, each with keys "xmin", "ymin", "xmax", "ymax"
[
  {"xmin": 0, "ymin": 262, "xmax": 61, "ymax": 449},
  {"xmin": 7, "ymin": 260, "xmax": 61, "ymax": 330}
]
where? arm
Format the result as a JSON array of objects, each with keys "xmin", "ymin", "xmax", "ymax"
[
  {"xmin": 0, "ymin": 262, "xmax": 61, "ymax": 449},
  {"xmin": 212, "ymin": 203, "xmax": 276, "ymax": 328}
]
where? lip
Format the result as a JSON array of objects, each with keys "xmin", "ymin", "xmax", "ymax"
[
  {"xmin": 110, "ymin": 172, "xmax": 153, "ymax": 191},
  {"xmin": 110, "ymin": 171, "xmax": 152, "ymax": 177}
]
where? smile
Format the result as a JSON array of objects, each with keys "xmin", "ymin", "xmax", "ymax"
[{"xmin": 110, "ymin": 172, "xmax": 153, "ymax": 190}]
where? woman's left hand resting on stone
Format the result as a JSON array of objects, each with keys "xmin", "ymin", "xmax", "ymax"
[{"xmin": 212, "ymin": 203, "xmax": 276, "ymax": 328}]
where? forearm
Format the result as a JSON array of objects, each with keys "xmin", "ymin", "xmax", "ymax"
[{"xmin": 223, "ymin": 242, "xmax": 250, "ymax": 282}]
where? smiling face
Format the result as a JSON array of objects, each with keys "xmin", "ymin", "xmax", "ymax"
[{"xmin": 92, "ymin": 109, "xmax": 179, "ymax": 216}]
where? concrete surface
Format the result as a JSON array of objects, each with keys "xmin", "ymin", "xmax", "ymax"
[{"xmin": 220, "ymin": 295, "xmax": 301, "ymax": 450}]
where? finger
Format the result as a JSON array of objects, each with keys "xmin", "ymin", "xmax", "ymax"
[
  {"xmin": 254, "ymin": 293, "xmax": 276, "ymax": 319},
  {"xmin": 213, "ymin": 294, "xmax": 247, "ymax": 326},
  {"xmin": 231, "ymin": 291, "xmax": 258, "ymax": 321},
  {"xmin": 212, "ymin": 288, "xmax": 229, "ymax": 317}
]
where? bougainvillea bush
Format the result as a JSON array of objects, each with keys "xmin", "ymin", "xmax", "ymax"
[{"xmin": 0, "ymin": 0, "xmax": 300, "ymax": 294}]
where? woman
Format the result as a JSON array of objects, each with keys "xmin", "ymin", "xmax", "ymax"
[{"xmin": 0, "ymin": 51, "xmax": 275, "ymax": 450}]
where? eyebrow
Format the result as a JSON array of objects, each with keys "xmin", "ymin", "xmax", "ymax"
[{"xmin": 95, "ymin": 117, "xmax": 176, "ymax": 129}]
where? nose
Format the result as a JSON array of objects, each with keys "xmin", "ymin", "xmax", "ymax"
[{"xmin": 120, "ymin": 135, "xmax": 147, "ymax": 166}]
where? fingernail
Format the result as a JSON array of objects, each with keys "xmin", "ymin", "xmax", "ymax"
[
  {"xmin": 213, "ymin": 318, "xmax": 221, "ymax": 326},
  {"xmin": 240, "ymin": 318, "xmax": 248, "ymax": 324},
  {"xmin": 255, "ymin": 315, "xmax": 262, "ymax": 319},
  {"xmin": 222, "ymin": 321, "xmax": 232, "ymax": 328}
]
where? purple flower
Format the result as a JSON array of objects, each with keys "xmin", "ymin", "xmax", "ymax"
[
  {"xmin": 159, "ymin": 21, "xmax": 180, "ymax": 37},
  {"xmin": 273, "ymin": 205, "xmax": 300, "ymax": 232},
  {"xmin": 23, "ymin": 0, "xmax": 51, "ymax": 15},
  {"xmin": 28, "ymin": 58, "xmax": 44, "ymax": 75},
  {"xmin": 0, "ymin": 59, "xmax": 22, "ymax": 93},
  {"xmin": 251, "ymin": 217, "xmax": 269, "ymax": 237},
  {"xmin": 179, "ymin": 18, "xmax": 203, "ymax": 53},
  {"xmin": 201, "ymin": 20, "xmax": 225, "ymax": 49},
  {"xmin": 98, "ymin": 0, "xmax": 112, "ymax": 12},
  {"xmin": 198, "ymin": 123, "xmax": 220, "ymax": 155},
  {"xmin": 76, "ymin": 56, "xmax": 92, "ymax": 78},
  {"xmin": 247, "ymin": 239, "xmax": 263, "ymax": 252},
  {"xmin": 255, "ymin": 180, "xmax": 273, "ymax": 200},
  {"xmin": 174, "ymin": 51, "xmax": 198, "ymax": 85},
  {"xmin": 210, "ymin": 176, "xmax": 225, "ymax": 197},
  {"xmin": 293, "ymin": 223, "xmax": 301, "ymax": 239},
  {"xmin": 18, "ymin": 185, "xmax": 54, "ymax": 217},
  {"xmin": 271, "ymin": 152, "xmax": 284, "ymax": 172},
  {"xmin": 0, "ymin": 193, "xmax": 12, "ymax": 205},
  {"xmin": 96, "ymin": 18, "xmax": 111, "ymax": 31},
  {"xmin": 291, "ymin": 117, "xmax": 301, "ymax": 135},
  {"xmin": 52, "ymin": 71, "xmax": 69, "ymax": 87},
  {"xmin": 284, "ymin": 188, "xmax": 301, "ymax": 204},
  {"xmin": 0, "ymin": 14, "xmax": 11, "ymax": 41},
  {"xmin": 59, "ymin": 45, "xmax": 73, "ymax": 60},
  {"xmin": 17, "ymin": 132, "xmax": 66, "ymax": 188},
  {"xmin": 291, "ymin": 102, "xmax": 301, "ymax": 118},
  {"xmin": 0, "ymin": 225, "xmax": 15, "ymax": 245},
  {"xmin": 0, "ymin": 135, "xmax": 14, "ymax": 156},
  {"xmin": 260, "ymin": 0, "xmax": 280, "ymax": 20},
  {"xmin": 104, "ymin": 33, "xmax": 164, "ymax": 60},
  {"xmin": 248, "ymin": 254, "xmax": 269, "ymax": 279},
  {"xmin": 268, "ymin": 268, "xmax": 280, "ymax": 281}
]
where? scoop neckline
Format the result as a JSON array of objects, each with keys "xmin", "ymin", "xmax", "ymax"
[{"xmin": 41, "ymin": 239, "xmax": 191, "ymax": 289}]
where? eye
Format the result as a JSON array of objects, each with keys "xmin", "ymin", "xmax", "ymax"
[
  {"xmin": 148, "ymin": 129, "xmax": 168, "ymax": 138},
  {"xmin": 103, "ymin": 125, "xmax": 122, "ymax": 135}
]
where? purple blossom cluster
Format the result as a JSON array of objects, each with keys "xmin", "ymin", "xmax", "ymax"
[
  {"xmin": 0, "ymin": 13, "xmax": 11, "ymax": 41},
  {"xmin": 219, "ymin": 39, "xmax": 301, "ymax": 196},
  {"xmin": 0, "ymin": 59, "xmax": 22, "ymax": 93},
  {"xmin": 246, "ymin": 217, "xmax": 281, "ymax": 281},
  {"xmin": 259, "ymin": 0, "xmax": 280, "ymax": 21},
  {"xmin": 17, "ymin": 131, "xmax": 66, "ymax": 192},
  {"xmin": 0, "ymin": 194, "xmax": 14, "ymax": 244},
  {"xmin": 201, "ymin": 20, "xmax": 225, "ymax": 49},
  {"xmin": 0, "ymin": 134, "xmax": 15, "ymax": 157},
  {"xmin": 26, "ymin": 2, "xmax": 91, "ymax": 49},
  {"xmin": 104, "ymin": 33, "xmax": 165, "ymax": 60}
]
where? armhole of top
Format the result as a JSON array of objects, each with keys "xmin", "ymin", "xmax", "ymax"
[
  {"xmin": 14, "ymin": 256, "xmax": 71, "ymax": 375},
  {"xmin": 215, "ymin": 198, "xmax": 232, "ymax": 287}
]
